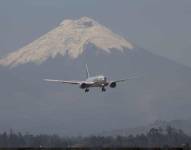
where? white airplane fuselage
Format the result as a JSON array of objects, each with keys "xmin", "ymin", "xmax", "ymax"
[
  {"xmin": 85, "ymin": 75, "xmax": 108, "ymax": 88},
  {"xmin": 44, "ymin": 64, "xmax": 128, "ymax": 92}
]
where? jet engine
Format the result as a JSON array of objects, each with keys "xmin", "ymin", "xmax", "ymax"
[
  {"xmin": 80, "ymin": 83, "xmax": 87, "ymax": 89},
  {"xmin": 110, "ymin": 82, "xmax": 117, "ymax": 88}
]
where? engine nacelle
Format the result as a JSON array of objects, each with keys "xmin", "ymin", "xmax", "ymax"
[
  {"xmin": 110, "ymin": 82, "xmax": 117, "ymax": 88},
  {"xmin": 80, "ymin": 83, "xmax": 87, "ymax": 89}
]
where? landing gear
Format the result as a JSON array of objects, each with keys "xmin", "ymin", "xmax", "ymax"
[
  {"xmin": 102, "ymin": 87, "xmax": 106, "ymax": 92},
  {"xmin": 85, "ymin": 88, "xmax": 89, "ymax": 92}
]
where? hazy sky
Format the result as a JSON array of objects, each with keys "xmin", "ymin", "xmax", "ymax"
[
  {"xmin": 0, "ymin": 0, "xmax": 191, "ymax": 67},
  {"xmin": 0, "ymin": 0, "xmax": 191, "ymax": 135}
]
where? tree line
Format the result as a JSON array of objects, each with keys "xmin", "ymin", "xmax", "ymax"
[{"xmin": 0, "ymin": 126, "xmax": 190, "ymax": 148}]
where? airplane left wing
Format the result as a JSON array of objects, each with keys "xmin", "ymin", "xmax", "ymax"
[{"xmin": 44, "ymin": 79, "xmax": 82, "ymax": 85}]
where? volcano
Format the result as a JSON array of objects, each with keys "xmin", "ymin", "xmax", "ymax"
[{"xmin": 0, "ymin": 17, "xmax": 191, "ymax": 136}]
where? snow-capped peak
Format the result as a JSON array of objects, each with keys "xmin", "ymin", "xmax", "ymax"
[
  {"xmin": 60, "ymin": 17, "xmax": 98, "ymax": 27},
  {"xmin": 0, "ymin": 17, "xmax": 134, "ymax": 67}
]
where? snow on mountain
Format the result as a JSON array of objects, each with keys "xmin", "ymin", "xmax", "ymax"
[{"xmin": 0, "ymin": 17, "xmax": 133, "ymax": 67}]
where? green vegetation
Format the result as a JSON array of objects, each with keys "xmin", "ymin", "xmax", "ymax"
[{"xmin": 0, "ymin": 126, "xmax": 190, "ymax": 148}]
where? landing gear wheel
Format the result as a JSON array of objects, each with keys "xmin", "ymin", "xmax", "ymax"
[
  {"xmin": 102, "ymin": 87, "xmax": 106, "ymax": 92},
  {"xmin": 85, "ymin": 89, "xmax": 89, "ymax": 92}
]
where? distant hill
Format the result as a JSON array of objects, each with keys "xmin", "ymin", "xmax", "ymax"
[{"xmin": 101, "ymin": 119, "xmax": 191, "ymax": 136}]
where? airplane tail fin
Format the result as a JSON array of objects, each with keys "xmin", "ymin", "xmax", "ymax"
[{"xmin": 85, "ymin": 64, "xmax": 90, "ymax": 79}]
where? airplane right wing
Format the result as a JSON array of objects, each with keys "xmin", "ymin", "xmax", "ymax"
[{"xmin": 44, "ymin": 79, "xmax": 82, "ymax": 85}]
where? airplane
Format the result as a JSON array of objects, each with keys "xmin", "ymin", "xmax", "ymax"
[{"xmin": 44, "ymin": 64, "xmax": 130, "ymax": 92}]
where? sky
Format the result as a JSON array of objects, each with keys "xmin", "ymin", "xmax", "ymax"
[
  {"xmin": 0, "ymin": 0, "xmax": 191, "ymax": 67},
  {"xmin": 0, "ymin": 0, "xmax": 191, "ymax": 135}
]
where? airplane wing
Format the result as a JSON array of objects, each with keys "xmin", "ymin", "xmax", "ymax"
[
  {"xmin": 44, "ymin": 79, "xmax": 82, "ymax": 85},
  {"xmin": 111, "ymin": 79, "xmax": 129, "ymax": 83},
  {"xmin": 111, "ymin": 76, "xmax": 138, "ymax": 83}
]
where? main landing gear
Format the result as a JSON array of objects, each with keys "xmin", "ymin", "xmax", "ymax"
[
  {"xmin": 85, "ymin": 88, "xmax": 89, "ymax": 92},
  {"xmin": 84, "ymin": 87, "xmax": 106, "ymax": 92},
  {"xmin": 102, "ymin": 87, "xmax": 106, "ymax": 92}
]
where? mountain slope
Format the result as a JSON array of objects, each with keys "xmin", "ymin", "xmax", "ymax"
[{"xmin": 0, "ymin": 47, "xmax": 191, "ymax": 135}]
